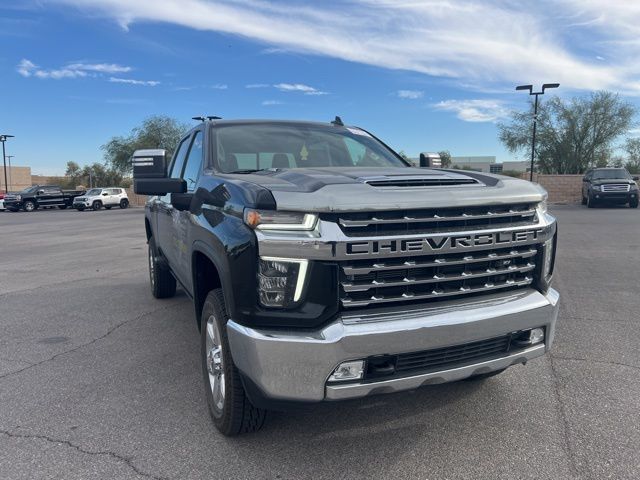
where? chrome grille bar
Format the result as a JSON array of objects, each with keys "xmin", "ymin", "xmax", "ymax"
[
  {"xmin": 341, "ymin": 276, "xmax": 534, "ymax": 308},
  {"xmin": 601, "ymin": 184, "xmax": 630, "ymax": 192},
  {"xmin": 339, "ymin": 208, "xmax": 536, "ymax": 228},
  {"xmin": 342, "ymin": 263, "xmax": 535, "ymax": 292},
  {"xmin": 342, "ymin": 247, "xmax": 537, "ymax": 275}
]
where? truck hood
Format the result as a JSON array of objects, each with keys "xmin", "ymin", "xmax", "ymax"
[{"xmin": 224, "ymin": 167, "xmax": 547, "ymax": 212}]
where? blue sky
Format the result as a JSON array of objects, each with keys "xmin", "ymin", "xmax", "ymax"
[{"xmin": 2, "ymin": 0, "xmax": 640, "ymax": 175}]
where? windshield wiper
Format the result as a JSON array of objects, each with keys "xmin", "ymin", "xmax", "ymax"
[{"xmin": 226, "ymin": 168, "xmax": 275, "ymax": 174}]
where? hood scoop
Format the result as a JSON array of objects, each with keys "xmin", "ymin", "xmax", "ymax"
[{"xmin": 361, "ymin": 175, "xmax": 480, "ymax": 188}]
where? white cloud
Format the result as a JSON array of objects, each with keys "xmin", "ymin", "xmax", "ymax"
[
  {"xmin": 17, "ymin": 58, "xmax": 132, "ymax": 79},
  {"xmin": 66, "ymin": 62, "xmax": 131, "ymax": 73},
  {"xmin": 433, "ymin": 99, "xmax": 509, "ymax": 122},
  {"xmin": 274, "ymin": 83, "xmax": 327, "ymax": 95},
  {"xmin": 210, "ymin": 83, "xmax": 228, "ymax": 90},
  {"xmin": 397, "ymin": 90, "xmax": 423, "ymax": 99},
  {"xmin": 45, "ymin": 0, "xmax": 640, "ymax": 94},
  {"xmin": 109, "ymin": 77, "xmax": 160, "ymax": 86},
  {"xmin": 262, "ymin": 100, "xmax": 283, "ymax": 106},
  {"xmin": 245, "ymin": 83, "xmax": 269, "ymax": 88}
]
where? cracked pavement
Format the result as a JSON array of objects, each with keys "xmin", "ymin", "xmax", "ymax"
[{"xmin": 1, "ymin": 206, "xmax": 639, "ymax": 479}]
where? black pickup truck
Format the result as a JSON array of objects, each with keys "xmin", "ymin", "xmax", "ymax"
[
  {"xmin": 4, "ymin": 185, "xmax": 86, "ymax": 212},
  {"xmin": 133, "ymin": 118, "xmax": 559, "ymax": 436}
]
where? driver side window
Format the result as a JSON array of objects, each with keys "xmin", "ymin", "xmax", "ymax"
[
  {"xmin": 182, "ymin": 131, "xmax": 203, "ymax": 193},
  {"xmin": 170, "ymin": 136, "xmax": 191, "ymax": 179}
]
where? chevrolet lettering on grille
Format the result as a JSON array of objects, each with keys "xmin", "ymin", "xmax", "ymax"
[{"xmin": 342, "ymin": 228, "xmax": 545, "ymax": 257}]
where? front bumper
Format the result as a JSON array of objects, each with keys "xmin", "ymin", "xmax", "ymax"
[
  {"xmin": 591, "ymin": 191, "xmax": 637, "ymax": 202},
  {"xmin": 227, "ymin": 287, "xmax": 560, "ymax": 403},
  {"xmin": 4, "ymin": 200, "xmax": 22, "ymax": 209}
]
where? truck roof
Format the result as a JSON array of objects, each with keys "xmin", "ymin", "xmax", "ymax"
[{"xmin": 200, "ymin": 118, "xmax": 356, "ymax": 129}]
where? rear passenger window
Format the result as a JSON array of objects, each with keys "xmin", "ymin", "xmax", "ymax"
[{"xmin": 182, "ymin": 131, "xmax": 203, "ymax": 192}]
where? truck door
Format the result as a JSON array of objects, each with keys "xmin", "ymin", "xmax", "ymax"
[
  {"xmin": 38, "ymin": 186, "xmax": 64, "ymax": 207},
  {"xmin": 156, "ymin": 133, "xmax": 191, "ymax": 280}
]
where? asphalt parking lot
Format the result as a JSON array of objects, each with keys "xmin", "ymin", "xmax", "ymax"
[{"xmin": 1, "ymin": 205, "xmax": 639, "ymax": 480}]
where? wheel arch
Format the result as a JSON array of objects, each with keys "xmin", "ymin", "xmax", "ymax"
[{"xmin": 192, "ymin": 241, "xmax": 234, "ymax": 330}]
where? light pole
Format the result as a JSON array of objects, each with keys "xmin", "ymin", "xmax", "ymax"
[
  {"xmin": 0, "ymin": 134, "xmax": 15, "ymax": 193},
  {"xmin": 515, "ymin": 84, "xmax": 559, "ymax": 181},
  {"xmin": 5, "ymin": 155, "xmax": 14, "ymax": 191}
]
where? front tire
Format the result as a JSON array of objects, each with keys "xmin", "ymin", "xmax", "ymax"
[
  {"xmin": 148, "ymin": 237, "xmax": 176, "ymax": 299},
  {"xmin": 630, "ymin": 198, "xmax": 638, "ymax": 209},
  {"xmin": 201, "ymin": 289, "xmax": 266, "ymax": 436},
  {"xmin": 23, "ymin": 200, "xmax": 36, "ymax": 212},
  {"xmin": 76, "ymin": 206, "xmax": 85, "ymax": 212},
  {"xmin": 581, "ymin": 195, "xmax": 587, "ymax": 205},
  {"xmin": 587, "ymin": 195, "xmax": 595, "ymax": 208},
  {"xmin": 92, "ymin": 201, "xmax": 102, "ymax": 211}
]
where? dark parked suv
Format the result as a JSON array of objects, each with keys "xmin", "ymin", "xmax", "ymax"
[{"xmin": 582, "ymin": 168, "xmax": 639, "ymax": 208}]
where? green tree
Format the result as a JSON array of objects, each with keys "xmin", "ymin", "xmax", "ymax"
[
  {"xmin": 498, "ymin": 91, "xmax": 635, "ymax": 174},
  {"xmin": 437, "ymin": 150, "xmax": 452, "ymax": 168},
  {"xmin": 101, "ymin": 115, "xmax": 189, "ymax": 174},
  {"xmin": 624, "ymin": 138, "xmax": 640, "ymax": 174}
]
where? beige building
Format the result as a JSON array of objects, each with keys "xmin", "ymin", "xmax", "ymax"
[{"xmin": 1, "ymin": 166, "xmax": 32, "ymax": 192}]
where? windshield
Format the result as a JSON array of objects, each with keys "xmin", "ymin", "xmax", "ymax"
[
  {"xmin": 86, "ymin": 189, "xmax": 102, "ymax": 196},
  {"xmin": 20, "ymin": 186, "xmax": 38, "ymax": 194},
  {"xmin": 214, "ymin": 124, "xmax": 408, "ymax": 173},
  {"xmin": 592, "ymin": 169, "xmax": 631, "ymax": 180}
]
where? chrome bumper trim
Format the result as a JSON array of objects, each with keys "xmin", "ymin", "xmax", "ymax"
[
  {"xmin": 226, "ymin": 288, "xmax": 559, "ymax": 402},
  {"xmin": 326, "ymin": 344, "xmax": 545, "ymax": 400}
]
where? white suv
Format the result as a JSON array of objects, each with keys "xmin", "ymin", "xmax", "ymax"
[{"xmin": 73, "ymin": 187, "xmax": 129, "ymax": 211}]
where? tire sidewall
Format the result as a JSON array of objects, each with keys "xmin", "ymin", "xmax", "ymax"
[
  {"xmin": 92, "ymin": 201, "xmax": 102, "ymax": 211},
  {"xmin": 24, "ymin": 201, "xmax": 36, "ymax": 212},
  {"xmin": 200, "ymin": 291, "xmax": 239, "ymax": 432},
  {"xmin": 120, "ymin": 199, "xmax": 129, "ymax": 209}
]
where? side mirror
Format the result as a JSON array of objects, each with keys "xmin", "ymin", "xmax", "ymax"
[
  {"xmin": 131, "ymin": 149, "xmax": 168, "ymax": 179},
  {"xmin": 102, "ymin": 192, "xmax": 109, "ymax": 196},
  {"xmin": 419, "ymin": 152, "xmax": 442, "ymax": 168},
  {"xmin": 582, "ymin": 177, "xmax": 588, "ymax": 182},
  {"xmin": 633, "ymin": 176, "xmax": 639, "ymax": 181}
]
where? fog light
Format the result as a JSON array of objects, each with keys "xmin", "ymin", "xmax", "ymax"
[
  {"xmin": 328, "ymin": 361, "xmax": 364, "ymax": 382},
  {"xmin": 529, "ymin": 328, "xmax": 545, "ymax": 345}
]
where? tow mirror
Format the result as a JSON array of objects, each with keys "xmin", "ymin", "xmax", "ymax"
[
  {"xmin": 132, "ymin": 148, "xmax": 187, "ymax": 195},
  {"xmin": 132, "ymin": 149, "xmax": 167, "ymax": 179},
  {"xmin": 419, "ymin": 152, "xmax": 442, "ymax": 168}
]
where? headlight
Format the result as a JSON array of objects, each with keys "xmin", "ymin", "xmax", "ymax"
[
  {"xmin": 591, "ymin": 185, "xmax": 601, "ymax": 191},
  {"xmin": 536, "ymin": 233, "xmax": 557, "ymax": 292},
  {"xmin": 538, "ymin": 199, "xmax": 548, "ymax": 214},
  {"xmin": 15, "ymin": 195, "xmax": 21, "ymax": 201},
  {"xmin": 244, "ymin": 209, "xmax": 317, "ymax": 231},
  {"xmin": 630, "ymin": 183, "xmax": 638, "ymax": 191},
  {"xmin": 258, "ymin": 257, "xmax": 309, "ymax": 307}
]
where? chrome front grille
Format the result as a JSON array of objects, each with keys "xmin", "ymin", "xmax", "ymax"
[
  {"xmin": 331, "ymin": 203, "xmax": 537, "ymax": 237},
  {"xmin": 340, "ymin": 245, "xmax": 537, "ymax": 308},
  {"xmin": 601, "ymin": 184, "xmax": 630, "ymax": 192}
]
